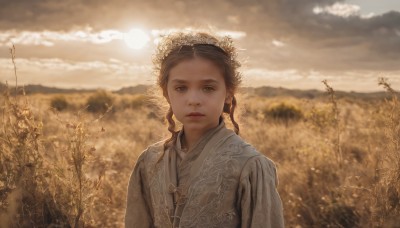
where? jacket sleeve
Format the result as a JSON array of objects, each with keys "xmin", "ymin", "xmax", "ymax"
[
  {"xmin": 125, "ymin": 150, "xmax": 154, "ymax": 228},
  {"xmin": 238, "ymin": 155, "xmax": 284, "ymax": 228}
]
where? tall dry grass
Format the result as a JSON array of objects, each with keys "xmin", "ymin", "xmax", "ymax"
[
  {"xmin": 372, "ymin": 78, "xmax": 400, "ymax": 226},
  {"xmin": 1, "ymin": 46, "xmax": 108, "ymax": 227},
  {"xmin": 1, "ymin": 46, "xmax": 400, "ymax": 227}
]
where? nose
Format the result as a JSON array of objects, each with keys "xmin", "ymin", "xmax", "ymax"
[{"xmin": 187, "ymin": 90, "xmax": 201, "ymax": 106}]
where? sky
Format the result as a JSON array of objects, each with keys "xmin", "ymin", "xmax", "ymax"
[{"xmin": 0, "ymin": 0, "xmax": 399, "ymax": 92}]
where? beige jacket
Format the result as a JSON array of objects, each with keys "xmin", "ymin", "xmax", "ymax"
[{"xmin": 125, "ymin": 121, "xmax": 284, "ymax": 228}]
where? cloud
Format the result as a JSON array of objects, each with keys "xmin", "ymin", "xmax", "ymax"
[
  {"xmin": 0, "ymin": 28, "xmax": 124, "ymax": 47},
  {"xmin": 238, "ymin": 1, "xmax": 400, "ymax": 72},
  {"xmin": 312, "ymin": 2, "xmax": 376, "ymax": 19},
  {"xmin": 0, "ymin": 27, "xmax": 246, "ymax": 48},
  {"xmin": 313, "ymin": 2, "xmax": 364, "ymax": 18},
  {"xmin": 272, "ymin": 40, "xmax": 285, "ymax": 47},
  {"xmin": 0, "ymin": 57, "xmax": 153, "ymax": 89},
  {"xmin": 0, "ymin": 0, "xmax": 399, "ymax": 91}
]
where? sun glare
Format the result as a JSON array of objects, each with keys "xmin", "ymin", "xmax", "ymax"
[{"xmin": 124, "ymin": 29, "xmax": 150, "ymax": 50}]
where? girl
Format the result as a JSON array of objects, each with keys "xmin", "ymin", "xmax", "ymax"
[{"xmin": 125, "ymin": 32, "xmax": 284, "ymax": 228}]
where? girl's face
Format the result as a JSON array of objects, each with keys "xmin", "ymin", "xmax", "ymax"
[{"xmin": 167, "ymin": 57, "xmax": 230, "ymax": 134}]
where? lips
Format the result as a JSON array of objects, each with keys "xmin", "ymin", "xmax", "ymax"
[{"xmin": 187, "ymin": 112, "xmax": 205, "ymax": 117}]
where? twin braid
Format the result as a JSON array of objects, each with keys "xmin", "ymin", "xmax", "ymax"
[
  {"xmin": 227, "ymin": 95, "xmax": 239, "ymax": 135},
  {"xmin": 158, "ymin": 107, "xmax": 179, "ymax": 163}
]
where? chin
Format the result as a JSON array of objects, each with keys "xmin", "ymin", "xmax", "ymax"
[{"xmin": 184, "ymin": 122, "xmax": 215, "ymax": 131}]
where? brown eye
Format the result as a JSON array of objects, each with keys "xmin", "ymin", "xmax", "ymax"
[
  {"xmin": 203, "ymin": 86, "xmax": 215, "ymax": 92},
  {"xmin": 175, "ymin": 86, "xmax": 187, "ymax": 92}
]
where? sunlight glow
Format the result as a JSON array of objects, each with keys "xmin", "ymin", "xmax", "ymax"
[{"xmin": 124, "ymin": 29, "xmax": 150, "ymax": 50}]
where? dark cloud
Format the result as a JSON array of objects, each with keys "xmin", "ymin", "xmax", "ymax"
[
  {"xmin": 217, "ymin": 0, "xmax": 400, "ymax": 72},
  {"xmin": 0, "ymin": 0, "xmax": 342, "ymax": 30}
]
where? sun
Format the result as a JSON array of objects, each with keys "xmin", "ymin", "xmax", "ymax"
[{"xmin": 124, "ymin": 29, "xmax": 150, "ymax": 50}]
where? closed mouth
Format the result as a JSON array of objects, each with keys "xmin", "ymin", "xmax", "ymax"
[{"xmin": 187, "ymin": 112, "xmax": 205, "ymax": 117}]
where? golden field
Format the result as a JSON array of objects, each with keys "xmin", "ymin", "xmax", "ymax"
[{"xmin": 1, "ymin": 79, "xmax": 400, "ymax": 227}]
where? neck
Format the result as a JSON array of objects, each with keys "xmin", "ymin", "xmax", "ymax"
[
  {"xmin": 182, "ymin": 130, "xmax": 204, "ymax": 152},
  {"xmin": 181, "ymin": 118, "xmax": 222, "ymax": 152}
]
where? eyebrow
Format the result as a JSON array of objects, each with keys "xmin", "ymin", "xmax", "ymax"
[{"xmin": 170, "ymin": 79, "xmax": 219, "ymax": 84}]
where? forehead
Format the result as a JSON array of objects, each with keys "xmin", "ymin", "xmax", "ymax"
[{"xmin": 168, "ymin": 57, "xmax": 224, "ymax": 83}]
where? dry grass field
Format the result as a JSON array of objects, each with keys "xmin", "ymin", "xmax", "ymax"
[
  {"xmin": 1, "ymin": 80, "xmax": 400, "ymax": 227},
  {"xmin": 1, "ymin": 49, "xmax": 400, "ymax": 228}
]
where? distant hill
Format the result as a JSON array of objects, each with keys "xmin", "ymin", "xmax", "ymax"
[
  {"xmin": 250, "ymin": 86, "xmax": 322, "ymax": 99},
  {"xmin": 249, "ymin": 86, "xmax": 390, "ymax": 100},
  {"xmin": 114, "ymin": 84, "xmax": 150, "ymax": 94},
  {"xmin": 0, "ymin": 82, "xmax": 96, "ymax": 94},
  {"xmin": 0, "ymin": 82, "xmax": 393, "ymax": 100},
  {"xmin": 0, "ymin": 82, "xmax": 149, "ymax": 95}
]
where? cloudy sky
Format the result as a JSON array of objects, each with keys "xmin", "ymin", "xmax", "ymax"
[{"xmin": 0, "ymin": 0, "xmax": 399, "ymax": 92}]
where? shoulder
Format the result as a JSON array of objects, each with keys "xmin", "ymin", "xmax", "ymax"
[
  {"xmin": 224, "ymin": 135, "xmax": 278, "ymax": 183},
  {"xmin": 130, "ymin": 140, "xmax": 166, "ymax": 180},
  {"xmin": 223, "ymin": 134, "xmax": 277, "ymax": 171},
  {"xmin": 241, "ymin": 155, "xmax": 277, "ymax": 175},
  {"xmin": 223, "ymin": 133, "xmax": 265, "ymax": 159},
  {"xmin": 145, "ymin": 139, "xmax": 165, "ymax": 153},
  {"xmin": 137, "ymin": 140, "xmax": 165, "ymax": 162},
  {"xmin": 239, "ymin": 153, "xmax": 279, "ymax": 186}
]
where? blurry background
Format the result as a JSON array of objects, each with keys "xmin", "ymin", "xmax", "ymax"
[
  {"xmin": 1, "ymin": 0, "xmax": 400, "ymax": 91},
  {"xmin": 1, "ymin": 1, "xmax": 400, "ymax": 227}
]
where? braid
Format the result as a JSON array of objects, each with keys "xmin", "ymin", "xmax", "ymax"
[
  {"xmin": 229, "ymin": 96, "xmax": 240, "ymax": 135},
  {"xmin": 223, "ymin": 95, "xmax": 240, "ymax": 135},
  {"xmin": 158, "ymin": 106, "xmax": 179, "ymax": 163}
]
